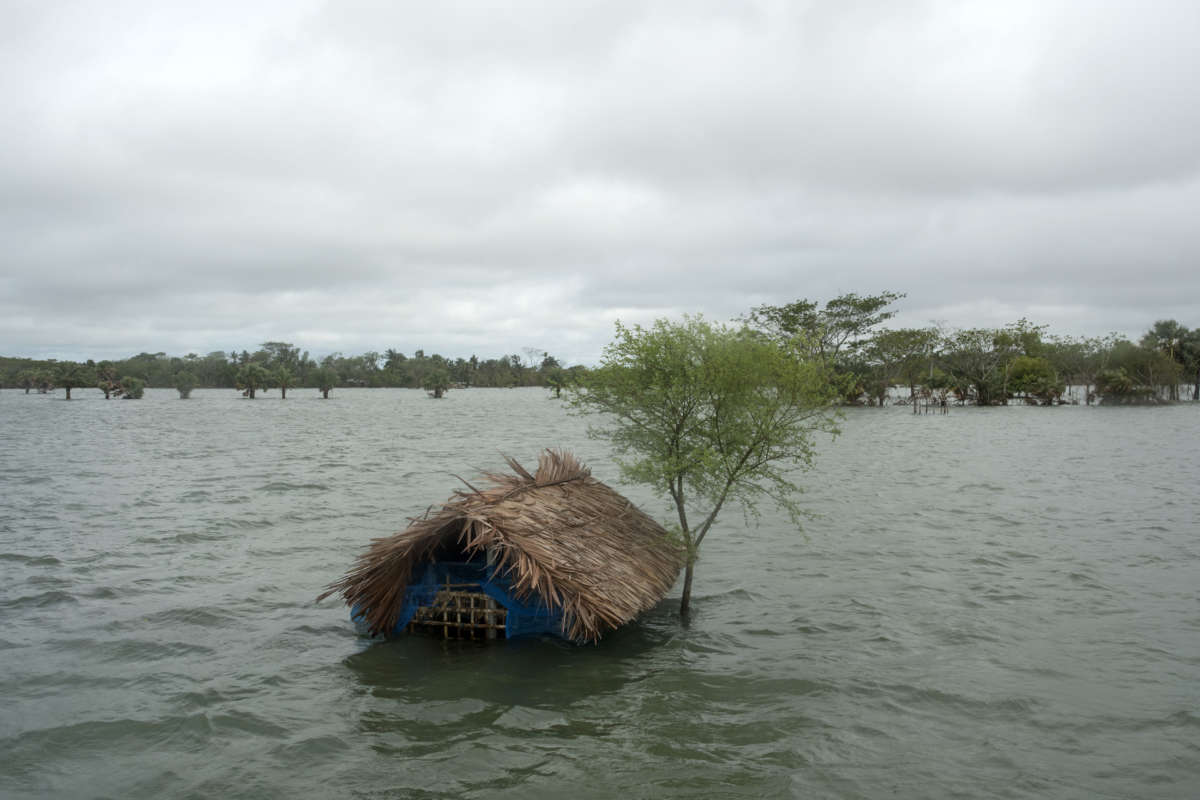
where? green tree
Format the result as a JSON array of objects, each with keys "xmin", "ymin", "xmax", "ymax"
[
  {"xmin": 424, "ymin": 368, "xmax": 451, "ymax": 399},
  {"xmin": 95, "ymin": 361, "xmax": 121, "ymax": 399},
  {"xmin": 56, "ymin": 362, "xmax": 92, "ymax": 400},
  {"xmin": 236, "ymin": 364, "xmax": 271, "ymax": 398},
  {"xmin": 747, "ymin": 291, "xmax": 904, "ymax": 362},
  {"xmin": 865, "ymin": 327, "xmax": 938, "ymax": 410},
  {"xmin": 17, "ymin": 369, "xmax": 36, "ymax": 394},
  {"xmin": 259, "ymin": 341, "xmax": 300, "ymax": 371},
  {"xmin": 1096, "ymin": 340, "xmax": 1180, "ymax": 404},
  {"xmin": 545, "ymin": 367, "xmax": 568, "ymax": 399},
  {"xmin": 314, "ymin": 366, "xmax": 337, "ymax": 399},
  {"xmin": 938, "ymin": 327, "xmax": 1023, "ymax": 405},
  {"xmin": 275, "ymin": 367, "xmax": 295, "ymax": 399},
  {"xmin": 1141, "ymin": 320, "xmax": 1190, "ymax": 401},
  {"xmin": 570, "ymin": 317, "xmax": 840, "ymax": 617},
  {"xmin": 120, "ymin": 376, "xmax": 145, "ymax": 399},
  {"xmin": 175, "ymin": 370, "xmax": 197, "ymax": 399},
  {"xmin": 1182, "ymin": 328, "xmax": 1200, "ymax": 401},
  {"xmin": 1008, "ymin": 356, "xmax": 1064, "ymax": 405}
]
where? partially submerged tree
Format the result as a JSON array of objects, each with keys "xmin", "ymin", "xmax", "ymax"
[
  {"xmin": 175, "ymin": 370, "xmax": 197, "ymax": 399},
  {"xmin": 1095, "ymin": 340, "xmax": 1180, "ymax": 404},
  {"xmin": 545, "ymin": 367, "xmax": 568, "ymax": 399},
  {"xmin": 236, "ymin": 364, "xmax": 271, "ymax": 398},
  {"xmin": 570, "ymin": 317, "xmax": 840, "ymax": 617},
  {"xmin": 56, "ymin": 363, "xmax": 92, "ymax": 400},
  {"xmin": 424, "ymin": 368, "xmax": 451, "ymax": 399},
  {"xmin": 120, "ymin": 376, "xmax": 145, "ymax": 399},
  {"xmin": 96, "ymin": 361, "xmax": 121, "ymax": 399},
  {"xmin": 314, "ymin": 366, "xmax": 337, "ymax": 399},
  {"xmin": 1008, "ymin": 356, "xmax": 1064, "ymax": 405},
  {"xmin": 1183, "ymin": 328, "xmax": 1200, "ymax": 401},
  {"xmin": 1141, "ymin": 320, "xmax": 1189, "ymax": 401},
  {"xmin": 275, "ymin": 367, "xmax": 294, "ymax": 399}
]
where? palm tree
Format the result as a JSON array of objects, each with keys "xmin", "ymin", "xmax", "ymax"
[{"xmin": 275, "ymin": 367, "xmax": 294, "ymax": 399}]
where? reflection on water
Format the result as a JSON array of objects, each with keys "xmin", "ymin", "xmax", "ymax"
[{"xmin": 1, "ymin": 388, "xmax": 1199, "ymax": 798}]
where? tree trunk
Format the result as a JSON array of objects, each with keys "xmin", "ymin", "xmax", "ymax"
[
  {"xmin": 65, "ymin": 387, "xmax": 71, "ymax": 400},
  {"xmin": 281, "ymin": 386, "xmax": 287, "ymax": 399},
  {"xmin": 679, "ymin": 561, "xmax": 696, "ymax": 618},
  {"xmin": 322, "ymin": 389, "xmax": 329, "ymax": 399},
  {"xmin": 248, "ymin": 388, "xmax": 256, "ymax": 399}
]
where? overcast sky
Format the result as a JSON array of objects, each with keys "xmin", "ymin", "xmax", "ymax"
[{"xmin": 3, "ymin": 0, "xmax": 1198, "ymax": 364}]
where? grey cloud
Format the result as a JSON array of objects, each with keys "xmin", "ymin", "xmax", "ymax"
[{"xmin": 2, "ymin": 0, "xmax": 1198, "ymax": 364}]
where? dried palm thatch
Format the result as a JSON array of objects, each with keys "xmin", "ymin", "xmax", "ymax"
[{"xmin": 318, "ymin": 449, "xmax": 684, "ymax": 642}]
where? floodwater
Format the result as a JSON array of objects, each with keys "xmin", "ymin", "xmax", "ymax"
[{"xmin": 1, "ymin": 387, "xmax": 1198, "ymax": 799}]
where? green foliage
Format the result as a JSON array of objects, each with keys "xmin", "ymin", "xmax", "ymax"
[
  {"xmin": 864, "ymin": 327, "xmax": 939, "ymax": 406},
  {"xmin": 570, "ymin": 317, "xmax": 840, "ymax": 615},
  {"xmin": 313, "ymin": 366, "xmax": 338, "ymax": 398},
  {"xmin": 55, "ymin": 362, "xmax": 93, "ymax": 400},
  {"xmin": 423, "ymin": 368, "xmax": 451, "ymax": 399},
  {"xmin": 545, "ymin": 367, "xmax": 574, "ymax": 399},
  {"xmin": 1094, "ymin": 340, "xmax": 1180, "ymax": 404},
  {"xmin": 275, "ymin": 367, "xmax": 295, "ymax": 399},
  {"xmin": 175, "ymin": 370, "xmax": 197, "ymax": 399},
  {"xmin": 748, "ymin": 291, "xmax": 905, "ymax": 362},
  {"xmin": 235, "ymin": 364, "xmax": 271, "ymax": 399},
  {"xmin": 120, "ymin": 376, "xmax": 145, "ymax": 399},
  {"xmin": 95, "ymin": 361, "xmax": 121, "ymax": 398},
  {"xmin": 937, "ymin": 326, "xmax": 1024, "ymax": 406},
  {"xmin": 1008, "ymin": 356, "xmax": 1064, "ymax": 405}
]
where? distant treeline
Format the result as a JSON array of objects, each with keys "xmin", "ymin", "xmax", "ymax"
[
  {"xmin": 0, "ymin": 343, "xmax": 583, "ymax": 399},
  {"xmin": 4, "ymin": 293, "xmax": 1199, "ymax": 406},
  {"xmin": 743, "ymin": 292, "xmax": 1200, "ymax": 407}
]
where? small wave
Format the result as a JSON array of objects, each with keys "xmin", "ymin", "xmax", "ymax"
[
  {"xmin": 222, "ymin": 517, "xmax": 275, "ymax": 530},
  {"xmin": 141, "ymin": 607, "xmax": 239, "ymax": 628},
  {"xmin": 256, "ymin": 482, "xmax": 330, "ymax": 493},
  {"xmin": 0, "ymin": 590, "xmax": 77, "ymax": 609},
  {"xmin": 0, "ymin": 553, "xmax": 61, "ymax": 566},
  {"xmin": 134, "ymin": 530, "xmax": 230, "ymax": 545},
  {"xmin": 957, "ymin": 482, "xmax": 1005, "ymax": 492},
  {"xmin": 52, "ymin": 637, "xmax": 217, "ymax": 663}
]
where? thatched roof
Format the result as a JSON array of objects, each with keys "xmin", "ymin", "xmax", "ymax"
[{"xmin": 318, "ymin": 449, "xmax": 684, "ymax": 642}]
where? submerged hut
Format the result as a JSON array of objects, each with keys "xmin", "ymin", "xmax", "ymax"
[{"xmin": 319, "ymin": 450, "xmax": 683, "ymax": 643}]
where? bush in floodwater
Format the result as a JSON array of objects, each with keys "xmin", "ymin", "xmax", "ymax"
[
  {"xmin": 175, "ymin": 370, "xmax": 197, "ymax": 399},
  {"xmin": 120, "ymin": 376, "xmax": 145, "ymax": 399}
]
